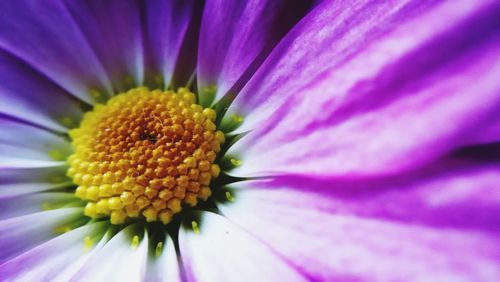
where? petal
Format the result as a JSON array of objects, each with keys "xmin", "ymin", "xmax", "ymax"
[
  {"xmin": 228, "ymin": 0, "xmax": 500, "ymax": 177},
  {"xmin": 0, "ymin": 192, "xmax": 78, "ymax": 220},
  {"xmin": 64, "ymin": 0, "xmax": 145, "ymax": 91},
  {"xmin": 0, "ymin": 151, "xmax": 65, "ymax": 169},
  {"xmin": 0, "ymin": 0, "xmax": 113, "ymax": 103},
  {"xmin": 0, "ymin": 50, "xmax": 83, "ymax": 132},
  {"xmin": 228, "ymin": 0, "xmax": 499, "ymax": 130},
  {"xmin": 143, "ymin": 0, "xmax": 194, "ymax": 89},
  {"xmin": 0, "ymin": 118, "xmax": 71, "ymax": 156},
  {"xmin": 179, "ymin": 212, "xmax": 307, "ymax": 282},
  {"xmin": 228, "ymin": 161, "xmax": 500, "ymax": 232},
  {"xmin": 0, "ymin": 117, "xmax": 71, "ymax": 168},
  {"xmin": 473, "ymin": 119, "xmax": 500, "ymax": 145},
  {"xmin": 0, "ymin": 208, "xmax": 83, "ymax": 264},
  {"xmin": 0, "ymin": 222, "xmax": 105, "ymax": 281},
  {"xmin": 54, "ymin": 229, "xmax": 110, "ymax": 281},
  {"xmin": 197, "ymin": 0, "xmax": 312, "ymax": 105},
  {"xmin": 146, "ymin": 235, "xmax": 181, "ymax": 282},
  {"xmin": 218, "ymin": 180, "xmax": 500, "ymax": 281},
  {"xmin": 0, "ymin": 166, "xmax": 71, "ymax": 199},
  {"xmin": 73, "ymin": 225, "xmax": 149, "ymax": 281}
]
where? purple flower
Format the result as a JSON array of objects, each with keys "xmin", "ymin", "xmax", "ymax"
[{"xmin": 1, "ymin": 0, "xmax": 499, "ymax": 281}]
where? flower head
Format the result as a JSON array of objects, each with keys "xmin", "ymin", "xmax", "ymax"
[{"xmin": 1, "ymin": 0, "xmax": 500, "ymax": 281}]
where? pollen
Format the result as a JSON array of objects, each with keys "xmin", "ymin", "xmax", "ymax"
[{"xmin": 67, "ymin": 87, "xmax": 224, "ymax": 225}]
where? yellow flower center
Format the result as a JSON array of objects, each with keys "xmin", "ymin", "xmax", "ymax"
[{"xmin": 67, "ymin": 87, "xmax": 224, "ymax": 225}]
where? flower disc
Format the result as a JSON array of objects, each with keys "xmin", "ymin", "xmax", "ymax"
[{"xmin": 67, "ymin": 87, "xmax": 224, "ymax": 224}]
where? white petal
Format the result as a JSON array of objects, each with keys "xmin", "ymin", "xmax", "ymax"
[
  {"xmin": 53, "ymin": 229, "xmax": 111, "ymax": 282},
  {"xmin": 179, "ymin": 212, "xmax": 306, "ymax": 282},
  {"xmin": 146, "ymin": 235, "xmax": 181, "ymax": 282},
  {"xmin": 0, "ymin": 192, "xmax": 77, "ymax": 220},
  {"xmin": 72, "ymin": 224, "xmax": 149, "ymax": 281}
]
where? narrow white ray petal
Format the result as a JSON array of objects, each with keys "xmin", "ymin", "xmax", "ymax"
[
  {"xmin": 0, "ymin": 192, "xmax": 78, "ymax": 220},
  {"xmin": 0, "ymin": 222, "xmax": 106, "ymax": 281},
  {"xmin": 146, "ymin": 235, "xmax": 181, "ymax": 282},
  {"xmin": 53, "ymin": 228, "xmax": 111, "ymax": 282},
  {"xmin": 0, "ymin": 118, "xmax": 70, "ymax": 153},
  {"xmin": 0, "ymin": 165, "xmax": 71, "ymax": 199},
  {"xmin": 0, "ymin": 208, "xmax": 83, "ymax": 264},
  {"xmin": 72, "ymin": 225, "xmax": 149, "ymax": 281},
  {"xmin": 0, "ymin": 118, "xmax": 72, "ymax": 168},
  {"xmin": 0, "ymin": 159, "xmax": 67, "ymax": 169},
  {"xmin": 179, "ymin": 212, "xmax": 306, "ymax": 282}
]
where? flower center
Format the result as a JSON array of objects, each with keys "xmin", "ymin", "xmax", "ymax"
[{"xmin": 67, "ymin": 87, "xmax": 224, "ymax": 225}]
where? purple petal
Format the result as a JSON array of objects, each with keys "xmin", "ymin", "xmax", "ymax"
[
  {"xmin": 0, "ymin": 222, "xmax": 105, "ymax": 281},
  {"xmin": 0, "ymin": 192, "xmax": 76, "ymax": 220},
  {"xmin": 0, "ymin": 50, "xmax": 83, "ymax": 132},
  {"xmin": 0, "ymin": 153, "xmax": 65, "ymax": 169},
  {"xmin": 218, "ymin": 178, "xmax": 500, "ymax": 281},
  {"xmin": 143, "ymin": 0, "xmax": 194, "ymax": 89},
  {"xmin": 55, "ymin": 229, "xmax": 109, "ymax": 280},
  {"xmin": 0, "ymin": 0, "xmax": 114, "ymax": 103},
  {"xmin": 228, "ymin": 0, "xmax": 500, "ymax": 177},
  {"xmin": 64, "ymin": 0, "xmax": 145, "ymax": 91},
  {"xmin": 473, "ymin": 118, "xmax": 500, "ymax": 145},
  {"xmin": 233, "ymin": 161, "xmax": 500, "ymax": 231},
  {"xmin": 0, "ymin": 118, "xmax": 71, "ymax": 156},
  {"xmin": 0, "ymin": 208, "xmax": 83, "ymax": 265},
  {"xmin": 179, "ymin": 212, "xmax": 307, "ymax": 282},
  {"xmin": 0, "ymin": 166, "xmax": 70, "ymax": 199},
  {"xmin": 72, "ymin": 225, "xmax": 148, "ymax": 281},
  {"xmin": 228, "ymin": 0, "xmax": 499, "ymax": 130},
  {"xmin": 197, "ymin": 0, "xmax": 312, "ymax": 105},
  {"xmin": 0, "ymin": 117, "xmax": 71, "ymax": 168}
]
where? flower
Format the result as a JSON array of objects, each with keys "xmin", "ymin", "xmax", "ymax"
[{"xmin": 1, "ymin": 0, "xmax": 500, "ymax": 281}]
